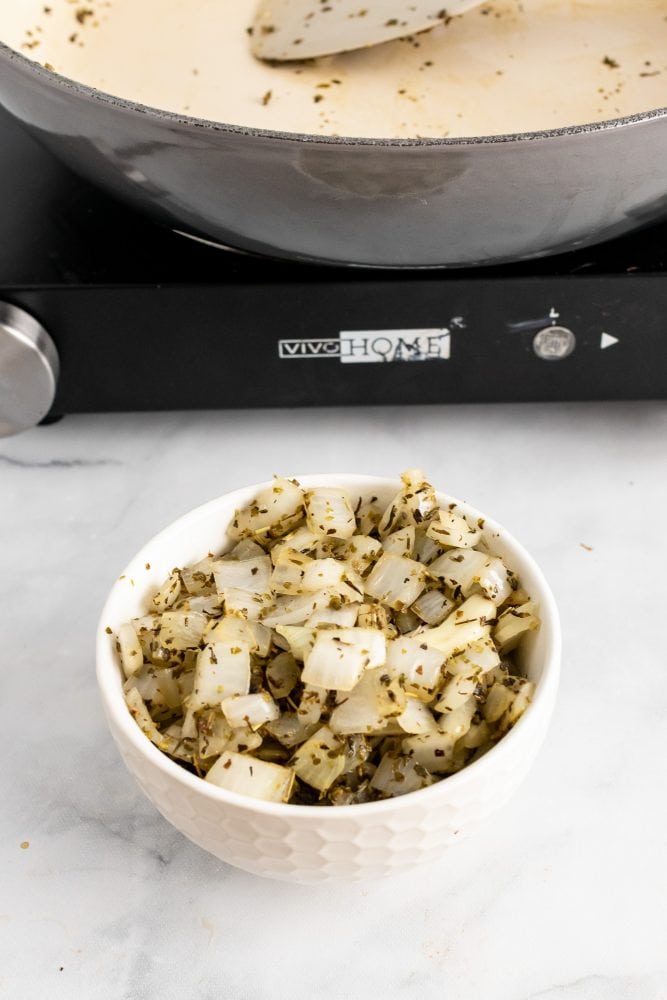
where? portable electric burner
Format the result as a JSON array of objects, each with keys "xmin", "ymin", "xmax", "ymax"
[{"xmin": 0, "ymin": 106, "xmax": 665, "ymax": 436}]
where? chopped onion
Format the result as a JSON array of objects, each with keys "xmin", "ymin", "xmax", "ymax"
[
  {"xmin": 365, "ymin": 553, "xmax": 427, "ymax": 611},
  {"xmin": 120, "ymin": 470, "xmax": 540, "ymax": 806},
  {"xmin": 269, "ymin": 525, "xmax": 323, "ymax": 565},
  {"xmin": 303, "ymin": 558, "xmax": 363, "ymax": 596},
  {"xmin": 180, "ymin": 556, "xmax": 216, "ymax": 595},
  {"xmin": 446, "ymin": 636, "xmax": 500, "ymax": 676},
  {"xmin": 297, "ymin": 684, "xmax": 328, "ymax": 727},
  {"xmin": 475, "ymin": 556, "xmax": 513, "ymax": 605},
  {"xmin": 225, "ymin": 725, "xmax": 263, "ymax": 753},
  {"xmin": 504, "ymin": 678, "xmax": 536, "ymax": 726},
  {"xmin": 411, "ymin": 588, "xmax": 454, "ymax": 626},
  {"xmin": 123, "ymin": 664, "xmax": 181, "ymax": 723},
  {"xmin": 329, "ymin": 668, "xmax": 405, "ymax": 735},
  {"xmin": 291, "ymin": 725, "xmax": 346, "ymax": 791},
  {"xmin": 161, "ymin": 723, "xmax": 195, "ymax": 763},
  {"xmin": 125, "ymin": 687, "xmax": 180, "ymax": 754},
  {"xmin": 155, "ymin": 672, "xmax": 182, "ymax": 713},
  {"xmin": 504, "ymin": 586, "xmax": 532, "ymax": 607},
  {"xmin": 426, "ymin": 509, "xmax": 481, "ymax": 549},
  {"xmin": 413, "ymin": 528, "xmax": 443, "ymax": 566},
  {"xmin": 265, "ymin": 712, "xmax": 319, "ymax": 748},
  {"xmin": 222, "ymin": 588, "xmax": 268, "ymax": 620},
  {"xmin": 335, "ymin": 535, "xmax": 383, "ymax": 575},
  {"xmin": 265, "ymin": 651, "xmax": 300, "ymax": 699},
  {"xmin": 271, "ymin": 550, "xmax": 362, "ymax": 598},
  {"xmin": 206, "ymin": 750, "xmax": 295, "ymax": 802},
  {"xmin": 196, "ymin": 710, "xmax": 233, "ymax": 761},
  {"xmin": 429, "ymin": 549, "xmax": 512, "ymax": 605},
  {"xmin": 181, "ymin": 594, "xmax": 222, "ymax": 616},
  {"xmin": 340, "ymin": 733, "xmax": 372, "ymax": 774},
  {"xmin": 460, "ymin": 719, "xmax": 492, "ymax": 749},
  {"xmin": 355, "ymin": 495, "xmax": 384, "ymax": 536},
  {"xmin": 227, "ymin": 538, "xmax": 266, "ymax": 561},
  {"xmin": 357, "ymin": 602, "xmax": 396, "ymax": 637},
  {"xmin": 188, "ymin": 641, "xmax": 251, "ymax": 713},
  {"xmin": 221, "ymin": 692, "xmax": 280, "ymax": 730},
  {"xmin": 208, "ymin": 616, "xmax": 271, "ymax": 657},
  {"xmin": 493, "ymin": 602, "xmax": 540, "ymax": 654},
  {"xmin": 228, "ymin": 477, "xmax": 305, "ymax": 540},
  {"xmin": 402, "ymin": 731, "xmax": 458, "ymax": 773},
  {"xmin": 378, "ymin": 468, "xmax": 438, "ymax": 537},
  {"xmin": 305, "ymin": 603, "xmax": 360, "ymax": 628},
  {"xmin": 397, "ymin": 698, "xmax": 439, "ymax": 735},
  {"xmin": 382, "ymin": 525, "xmax": 415, "ymax": 558},
  {"xmin": 429, "ymin": 548, "xmax": 487, "ymax": 590},
  {"xmin": 274, "ymin": 624, "xmax": 318, "ymax": 662},
  {"xmin": 369, "ymin": 753, "xmax": 434, "ymax": 797},
  {"xmin": 152, "ymin": 570, "xmax": 182, "ymax": 611},
  {"xmin": 117, "ymin": 622, "xmax": 143, "ymax": 679},
  {"xmin": 305, "ymin": 487, "xmax": 356, "ymax": 540},
  {"xmin": 246, "ymin": 621, "xmax": 273, "ymax": 657},
  {"xmin": 384, "ymin": 636, "xmax": 445, "ymax": 700},
  {"xmin": 302, "ymin": 627, "xmax": 386, "ymax": 691},
  {"xmin": 482, "ymin": 682, "xmax": 514, "ymax": 723},
  {"xmin": 434, "ymin": 673, "xmax": 481, "ymax": 713},
  {"xmin": 412, "ymin": 595, "xmax": 496, "ymax": 659},
  {"xmin": 394, "ymin": 608, "xmax": 421, "ymax": 634},
  {"xmin": 125, "ymin": 665, "xmax": 181, "ymax": 718},
  {"xmin": 437, "ymin": 697, "xmax": 477, "ymax": 737},
  {"xmin": 157, "ymin": 610, "xmax": 207, "ymax": 651},
  {"xmin": 260, "ymin": 588, "xmax": 348, "ymax": 627},
  {"xmin": 131, "ymin": 614, "xmax": 160, "ymax": 635},
  {"xmin": 213, "ymin": 555, "xmax": 272, "ymax": 596},
  {"xmin": 269, "ymin": 549, "xmax": 310, "ymax": 593}
]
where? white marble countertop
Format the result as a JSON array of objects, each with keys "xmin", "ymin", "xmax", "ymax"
[{"xmin": 1, "ymin": 401, "xmax": 666, "ymax": 1000}]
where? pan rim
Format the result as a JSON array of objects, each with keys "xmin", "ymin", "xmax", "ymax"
[{"xmin": 1, "ymin": 38, "xmax": 666, "ymax": 147}]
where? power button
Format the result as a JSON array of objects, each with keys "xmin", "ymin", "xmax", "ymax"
[{"xmin": 533, "ymin": 326, "xmax": 576, "ymax": 361}]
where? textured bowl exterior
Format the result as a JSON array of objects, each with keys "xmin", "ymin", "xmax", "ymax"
[
  {"xmin": 1, "ymin": 42, "xmax": 667, "ymax": 267},
  {"xmin": 104, "ymin": 690, "xmax": 549, "ymax": 884},
  {"xmin": 97, "ymin": 476, "xmax": 560, "ymax": 884}
]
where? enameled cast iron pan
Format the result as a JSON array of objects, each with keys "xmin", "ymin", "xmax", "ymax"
[{"xmin": 1, "ymin": 2, "xmax": 666, "ymax": 268}]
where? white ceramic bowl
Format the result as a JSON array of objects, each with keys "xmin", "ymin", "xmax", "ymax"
[{"xmin": 97, "ymin": 475, "xmax": 560, "ymax": 884}]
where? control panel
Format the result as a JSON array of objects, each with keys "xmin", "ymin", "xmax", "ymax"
[{"xmin": 2, "ymin": 274, "xmax": 664, "ymax": 419}]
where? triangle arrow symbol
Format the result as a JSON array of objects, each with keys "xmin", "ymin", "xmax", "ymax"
[{"xmin": 600, "ymin": 332, "xmax": 619, "ymax": 350}]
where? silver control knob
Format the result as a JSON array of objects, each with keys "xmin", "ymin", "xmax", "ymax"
[
  {"xmin": 0, "ymin": 302, "xmax": 59, "ymax": 438},
  {"xmin": 533, "ymin": 325, "xmax": 576, "ymax": 361}
]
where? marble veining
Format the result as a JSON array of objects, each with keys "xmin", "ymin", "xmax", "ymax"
[
  {"xmin": 1, "ymin": 401, "xmax": 665, "ymax": 1000},
  {"xmin": 0, "ymin": 453, "xmax": 123, "ymax": 468}
]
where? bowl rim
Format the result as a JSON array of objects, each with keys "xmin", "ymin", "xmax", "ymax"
[
  {"xmin": 2, "ymin": 38, "xmax": 666, "ymax": 148},
  {"xmin": 96, "ymin": 474, "xmax": 561, "ymax": 818}
]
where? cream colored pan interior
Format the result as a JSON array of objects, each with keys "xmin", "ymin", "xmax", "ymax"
[{"xmin": 2, "ymin": 0, "xmax": 667, "ymax": 139}]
